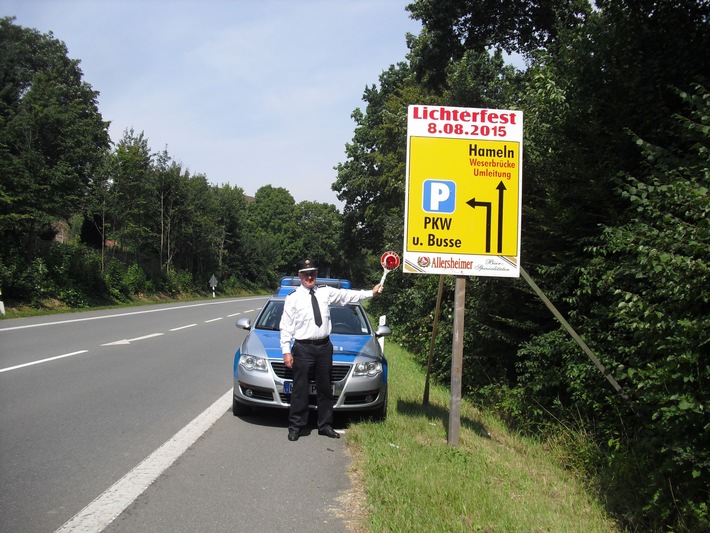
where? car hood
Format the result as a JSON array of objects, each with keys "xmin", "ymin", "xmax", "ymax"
[{"xmin": 240, "ymin": 330, "xmax": 384, "ymax": 363}]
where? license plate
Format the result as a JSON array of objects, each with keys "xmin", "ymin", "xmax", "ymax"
[{"xmin": 283, "ymin": 381, "xmax": 334, "ymax": 395}]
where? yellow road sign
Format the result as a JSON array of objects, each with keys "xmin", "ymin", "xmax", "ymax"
[{"xmin": 403, "ymin": 105, "xmax": 523, "ymax": 277}]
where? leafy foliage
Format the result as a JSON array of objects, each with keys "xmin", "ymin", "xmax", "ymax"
[
  {"xmin": 293, "ymin": 201, "xmax": 343, "ymax": 275},
  {"xmin": 242, "ymin": 185, "xmax": 299, "ymax": 286},
  {"xmin": 0, "ymin": 17, "xmax": 110, "ymax": 255},
  {"xmin": 357, "ymin": 1, "xmax": 710, "ymax": 530},
  {"xmin": 565, "ymin": 88, "xmax": 709, "ymax": 529},
  {"xmin": 334, "ymin": 64, "xmax": 421, "ymax": 257},
  {"xmin": 5, "ymin": 241, "xmax": 104, "ymax": 307},
  {"xmin": 407, "ymin": 0, "xmax": 591, "ymax": 88}
]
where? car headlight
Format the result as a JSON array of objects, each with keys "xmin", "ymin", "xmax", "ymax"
[
  {"xmin": 239, "ymin": 354, "xmax": 268, "ymax": 372},
  {"xmin": 352, "ymin": 361, "xmax": 382, "ymax": 377}
]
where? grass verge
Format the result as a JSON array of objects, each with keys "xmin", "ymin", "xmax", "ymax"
[{"xmin": 341, "ymin": 341, "xmax": 620, "ymax": 533}]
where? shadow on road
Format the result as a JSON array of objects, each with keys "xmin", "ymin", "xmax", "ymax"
[{"xmin": 233, "ymin": 406, "xmax": 368, "ymax": 433}]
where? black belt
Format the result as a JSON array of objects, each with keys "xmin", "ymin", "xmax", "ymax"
[{"xmin": 295, "ymin": 337, "xmax": 330, "ymax": 345}]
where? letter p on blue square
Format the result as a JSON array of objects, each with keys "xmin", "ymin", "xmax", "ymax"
[{"xmin": 423, "ymin": 180, "xmax": 456, "ymax": 213}]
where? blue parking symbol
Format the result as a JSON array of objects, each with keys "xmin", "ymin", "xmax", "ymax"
[{"xmin": 423, "ymin": 180, "xmax": 456, "ymax": 214}]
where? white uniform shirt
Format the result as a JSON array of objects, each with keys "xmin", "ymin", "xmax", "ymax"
[{"xmin": 279, "ymin": 284, "xmax": 374, "ymax": 355}]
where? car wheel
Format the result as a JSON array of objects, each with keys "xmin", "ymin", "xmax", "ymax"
[
  {"xmin": 370, "ymin": 391, "xmax": 388, "ymax": 421},
  {"xmin": 233, "ymin": 393, "xmax": 251, "ymax": 416}
]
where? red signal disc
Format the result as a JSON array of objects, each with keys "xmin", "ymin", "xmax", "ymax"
[{"xmin": 381, "ymin": 251, "xmax": 400, "ymax": 270}]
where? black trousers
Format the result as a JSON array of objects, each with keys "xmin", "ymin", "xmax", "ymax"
[{"xmin": 288, "ymin": 340, "xmax": 334, "ymax": 430}]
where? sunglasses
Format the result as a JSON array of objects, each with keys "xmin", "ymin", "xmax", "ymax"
[{"xmin": 300, "ymin": 271, "xmax": 317, "ymax": 277}]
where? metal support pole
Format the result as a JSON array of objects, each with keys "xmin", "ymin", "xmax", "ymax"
[
  {"xmin": 423, "ymin": 275, "xmax": 445, "ymax": 405},
  {"xmin": 448, "ymin": 275, "xmax": 466, "ymax": 446},
  {"xmin": 520, "ymin": 267, "xmax": 629, "ymax": 401}
]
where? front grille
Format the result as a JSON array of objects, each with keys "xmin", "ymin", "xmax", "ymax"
[
  {"xmin": 332, "ymin": 365, "xmax": 350, "ymax": 381},
  {"xmin": 271, "ymin": 362, "xmax": 350, "ymax": 382},
  {"xmin": 273, "ymin": 361, "xmax": 350, "ymax": 406},
  {"xmin": 271, "ymin": 362, "xmax": 293, "ymax": 380},
  {"xmin": 278, "ymin": 391, "xmax": 341, "ymax": 405}
]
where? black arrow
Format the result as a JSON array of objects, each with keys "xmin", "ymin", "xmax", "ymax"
[
  {"xmin": 496, "ymin": 181, "xmax": 506, "ymax": 253},
  {"xmin": 466, "ymin": 198, "xmax": 492, "ymax": 253}
]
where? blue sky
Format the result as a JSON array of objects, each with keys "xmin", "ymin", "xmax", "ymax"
[{"xmin": 3, "ymin": 0, "xmax": 421, "ymax": 207}]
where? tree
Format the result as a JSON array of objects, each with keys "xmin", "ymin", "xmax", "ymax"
[
  {"xmin": 562, "ymin": 86, "xmax": 709, "ymax": 529},
  {"xmin": 334, "ymin": 63, "xmax": 427, "ymax": 265},
  {"xmin": 0, "ymin": 17, "xmax": 109, "ymax": 259},
  {"xmin": 243, "ymin": 185, "xmax": 298, "ymax": 283},
  {"xmin": 292, "ymin": 201, "xmax": 343, "ymax": 276},
  {"xmin": 406, "ymin": 0, "xmax": 590, "ymax": 88},
  {"xmin": 153, "ymin": 148, "xmax": 187, "ymax": 274},
  {"xmin": 82, "ymin": 148, "xmax": 116, "ymax": 272},
  {"xmin": 212, "ymin": 182, "xmax": 249, "ymax": 281},
  {"xmin": 443, "ymin": 48, "xmax": 520, "ymax": 109},
  {"xmin": 152, "ymin": 168, "xmax": 217, "ymax": 285},
  {"xmin": 109, "ymin": 129, "xmax": 155, "ymax": 265}
]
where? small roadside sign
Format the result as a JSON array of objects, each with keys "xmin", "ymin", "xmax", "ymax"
[{"xmin": 403, "ymin": 105, "xmax": 523, "ymax": 278}]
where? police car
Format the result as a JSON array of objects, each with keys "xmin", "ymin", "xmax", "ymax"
[{"xmin": 232, "ymin": 277, "xmax": 390, "ymax": 419}]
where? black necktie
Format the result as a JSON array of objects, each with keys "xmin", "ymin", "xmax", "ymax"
[{"xmin": 310, "ymin": 289, "xmax": 322, "ymax": 327}]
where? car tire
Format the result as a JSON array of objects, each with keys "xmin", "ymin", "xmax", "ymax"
[
  {"xmin": 233, "ymin": 393, "xmax": 251, "ymax": 416},
  {"xmin": 370, "ymin": 391, "xmax": 388, "ymax": 421}
]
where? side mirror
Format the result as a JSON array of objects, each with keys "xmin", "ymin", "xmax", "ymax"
[
  {"xmin": 375, "ymin": 325, "xmax": 392, "ymax": 338},
  {"xmin": 236, "ymin": 317, "xmax": 252, "ymax": 330}
]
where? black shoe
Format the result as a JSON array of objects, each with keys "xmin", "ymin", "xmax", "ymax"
[
  {"xmin": 288, "ymin": 428, "xmax": 300, "ymax": 441},
  {"xmin": 318, "ymin": 426, "xmax": 340, "ymax": 439}
]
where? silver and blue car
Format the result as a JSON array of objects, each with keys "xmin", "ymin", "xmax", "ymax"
[{"xmin": 232, "ymin": 278, "xmax": 391, "ymax": 420}]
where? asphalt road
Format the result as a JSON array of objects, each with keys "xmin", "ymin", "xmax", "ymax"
[{"xmin": 0, "ymin": 298, "xmax": 354, "ymax": 533}]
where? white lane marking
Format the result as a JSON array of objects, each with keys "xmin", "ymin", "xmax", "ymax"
[
  {"xmin": 129, "ymin": 333, "xmax": 163, "ymax": 342},
  {"xmin": 54, "ymin": 390, "xmax": 232, "ymax": 533},
  {"xmin": 228, "ymin": 307, "xmax": 261, "ymax": 318},
  {"xmin": 101, "ymin": 339, "xmax": 130, "ymax": 346},
  {"xmin": 204, "ymin": 317, "xmax": 223, "ymax": 323},
  {"xmin": 101, "ymin": 333, "xmax": 164, "ymax": 346},
  {"xmin": 169, "ymin": 324, "xmax": 197, "ymax": 332},
  {"xmin": 0, "ymin": 350, "xmax": 89, "ymax": 374},
  {"xmin": 0, "ymin": 297, "xmax": 269, "ymax": 332}
]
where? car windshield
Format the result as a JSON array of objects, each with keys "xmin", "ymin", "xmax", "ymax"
[
  {"xmin": 255, "ymin": 300, "xmax": 371, "ymax": 335},
  {"xmin": 255, "ymin": 301, "xmax": 284, "ymax": 331}
]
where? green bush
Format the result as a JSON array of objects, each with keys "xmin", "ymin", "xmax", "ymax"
[
  {"xmin": 223, "ymin": 273, "xmax": 265, "ymax": 295},
  {"xmin": 25, "ymin": 256, "xmax": 56, "ymax": 306},
  {"xmin": 58, "ymin": 288, "xmax": 88, "ymax": 308},
  {"xmin": 3, "ymin": 243, "xmax": 107, "ymax": 306},
  {"xmin": 122, "ymin": 263, "xmax": 148, "ymax": 294},
  {"xmin": 103, "ymin": 258, "xmax": 128, "ymax": 300},
  {"xmin": 163, "ymin": 269, "xmax": 193, "ymax": 294}
]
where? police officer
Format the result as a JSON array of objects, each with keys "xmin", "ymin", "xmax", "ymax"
[{"xmin": 279, "ymin": 259, "xmax": 382, "ymax": 441}]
